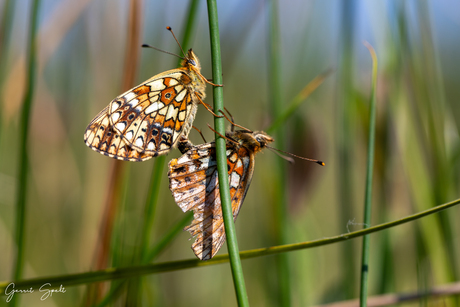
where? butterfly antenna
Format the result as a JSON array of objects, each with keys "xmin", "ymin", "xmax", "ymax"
[
  {"xmin": 267, "ymin": 147, "xmax": 295, "ymax": 164},
  {"xmin": 141, "ymin": 44, "xmax": 185, "ymax": 61},
  {"xmin": 207, "ymin": 124, "xmax": 240, "ymax": 146},
  {"xmin": 166, "ymin": 26, "xmax": 187, "ymax": 58},
  {"xmin": 217, "ymin": 109, "xmax": 253, "ymax": 133},
  {"xmin": 267, "ymin": 146, "xmax": 325, "ymax": 166}
]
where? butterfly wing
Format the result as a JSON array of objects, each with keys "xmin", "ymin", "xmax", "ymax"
[
  {"xmin": 107, "ymin": 69, "xmax": 203, "ymax": 157},
  {"xmin": 84, "ymin": 106, "xmax": 153, "ymax": 161},
  {"xmin": 168, "ymin": 142, "xmax": 255, "ymax": 260}
]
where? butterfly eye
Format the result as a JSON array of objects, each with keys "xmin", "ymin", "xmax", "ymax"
[{"xmin": 188, "ymin": 59, "xmax": 197, "ymax": 66}]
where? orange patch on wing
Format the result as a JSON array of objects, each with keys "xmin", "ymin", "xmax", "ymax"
[
  {"xmin": 179, "ymin": 96, "xmax": 189, "ymax": 111},
  {"xmin": 160, "ymin": 87, "xmax": 176, "ymax": 104},
  {"xmin": 164, "ymin": 119, "xmax": 176, "ymax": 129},
  {"xmin": 132, "ymin": 85, "xmax": 151, "ymax": 96},
  {"xmin": 175, "ymin": 119, "xmax": 183, "ymax": 131},
  {"xmin": 163, "ymin": 77, "xmax": 172, "ymax": 86},
  {"xmin": 234, "ymin": 162, "xmax": 244, "ymax": 176}
]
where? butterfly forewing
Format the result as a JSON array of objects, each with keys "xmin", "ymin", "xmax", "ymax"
[
  {"xmin": 84, "ymin": 47, "xmax": 211, "ymax": 159},
  {"xmin": 107, "ymin": 70, "xmax": 201, "ymax": 157},
  {"xmin": 84, "ymin": 106, "xmax": 153, "ymax": 161},
  {"xmin": 168, "ymin": 140, "xmax": 255, "ymax": 260}
]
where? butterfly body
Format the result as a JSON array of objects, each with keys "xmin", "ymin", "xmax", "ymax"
[
  {"xmin": 84, "ymin": 49, "xmax": 210, "ymax": 161},
  {"xmin": 168, "ymin": 131, "xmax": 274, "ymax": 260}
]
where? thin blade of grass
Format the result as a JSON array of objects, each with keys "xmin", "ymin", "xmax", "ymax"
[
  {"xmin": 206, "ymin": 1, "xmax": 249, "ymax": 306},
  {"xmin": 0, "ymin": 0, "xmax": 15, "ymax": 139},
  {"xmin": 266, "ymin": 0, "xmax": 291, "ymax": 305},
  {"xmin": 11, "ymin": 1, "xmax": 42, "ymax": 306},
  {"xmin": 266, "ymin": 69, "xmax": 333, "ymax": 134},
  {"xmin": 359, "ymin": 41, "xmax": 378, "ymax": 307},
  {"xmin": 314, "ymin": 281, "xmax": 460, "ymax": 307},
  {"xmin": 337, "ymin": 1, "xmax": 357, "ymax": 299},
  {"xmin": 2, "ymin": 198, "xmax": 459, "ymax": 292}
]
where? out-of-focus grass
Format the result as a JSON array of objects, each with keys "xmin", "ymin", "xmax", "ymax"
[
  {"xmin": 11, "ymin": 1, "xmax": 41, "ymax": 307},
  {"xmin": 1, "ymin": 1, "xmax": 460, "ymax": 306}
]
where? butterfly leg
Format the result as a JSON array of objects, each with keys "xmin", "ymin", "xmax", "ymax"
[
  {"xmin": 216, "ymin": 109, "xmax": 253, "ymax": 133},
  {"xmin": 206, "ymin": 124, "xmax": 239, "ymax": 146},
  {"xmin": 196, "ymin": 96, "xmax": 224, "ymax": 118},
  {"xmin": 192, "ymin": 126, "xmax": 207, "ymax": 143}
]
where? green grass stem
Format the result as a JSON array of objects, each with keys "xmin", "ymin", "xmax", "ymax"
[
  {"xmin": 337, "ymin": 1, "xmax": 358, "ymax": 298},
  {"xmin": 0, "ymin": 0, "xmax": 15, "ymax": 139},
  {"xmin": 206, "ymin": 1, "xmax": 249, "ymax": 305},
  {"xmin": 2, "ymin": 197, "xmax": 459, "ymax": 293},
  {"xmin": 359, "ymin": 41, "xmax": 378, "ymax": 307},
  {"xmin": 267, "ymin": 0, "xmax": 291, "ymax": 304},
  {"xmin": 12, "ymin": 0, "xmax": 41, "ymax": 289}
]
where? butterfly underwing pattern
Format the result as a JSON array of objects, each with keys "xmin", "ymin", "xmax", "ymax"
[
  {"xmin": 85, "ymin": 47, "xmax": 217, "ymax": 161},
  {"xmin": 168, "ymin": 131, "xmax": 274, "ymax": 260}
]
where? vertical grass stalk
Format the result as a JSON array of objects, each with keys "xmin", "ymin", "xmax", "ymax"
[
  {"xmin": 267, "ymin": 0, "xmax": 291, "ymax": 305},
  {"xmin": 12, "ymin": 0, "xmax": 41, "ymax": 306},
  {"xmin": 0, "ymin": 0, "xmax": 16, "ymax": 140},
  {"xmin": 206, "ymin": 1, "xmax": 249, "ymax": 305},
  {"xmin": 337, "ymin": 1, "xmax": 357, "ymax": 298},
  {"xmin": 359, "ymin": 42, "xmax": 378, "ymax": 307}
]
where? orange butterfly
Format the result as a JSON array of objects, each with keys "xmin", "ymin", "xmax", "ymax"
[
  {"xmin": 84, "ymin": 27, "xmax": 221, "ymax": 161},
  {"xmin": 168, "ymin": 123, "xmax": 324, "ymax": 260}
]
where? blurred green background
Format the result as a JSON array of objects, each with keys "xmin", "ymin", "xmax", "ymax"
[{"xmin": 1, "ymin": 0, "xmax": 460, "ymax": 306}]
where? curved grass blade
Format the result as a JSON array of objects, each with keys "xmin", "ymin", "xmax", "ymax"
[{"xmin": 2, "ymin": 198, "xmax": 459, "ymax": 293}]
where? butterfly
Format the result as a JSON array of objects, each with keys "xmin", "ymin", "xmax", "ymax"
[
  {"xmin": 168, "ymin": 116, "xmax": 325, "ymax": 260},
  {"xmin": 84, "ymin": 27, "xmax": 221, "ymax": 161},
  {"xmin": 168, "ymin": 129, "xmax": 275, "ymax": 260}
]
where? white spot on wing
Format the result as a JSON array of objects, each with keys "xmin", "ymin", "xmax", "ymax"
[
  {"xmin": 166, "ymin": 106, "xmax": 179, "ymax": 120},
  {"xmin": 230, "ymin": 172, "xmax": 241, "ymax": 188},
  {"xmin": 145, "ymin": 102, "xmax": 161, "ymax": 115},
  {"xmin": 111, "ymin": 112, "xmax": 120, "ymax": 122},
  {"xmin": 129, "ymin": 98, "xmax": 139, "ymax": 106},
  {"xmin": 125, "ymin": 131, "xmax": 133, "ymax": 140},
  {"xmin": 123, "ymin": 92, "xmax": 136, "ymax": 101},
  {"xmin": 111, "ymin": 101, "xmax": 121, "ymax": 113},
  {"xmin": 116, "ymin": 122, "xmax": 126, "ymax": 131},
  {"xmin": 135, "ymin": 137, "xmax": 144, "ymax": 147},
  {"xmin": 147, "ymin": 79, "xmax": 166, "ymax": 91},
  {"xmin": 178, "ymin": 110, "xmax": 186, "ymax": 121},
  {"xmin": 175, "ymin": 89, "xmax": 187, "ymax": 102},
  {"xmin": 159, "ymin": 105, "xmax": 169, "ymax": 116}
]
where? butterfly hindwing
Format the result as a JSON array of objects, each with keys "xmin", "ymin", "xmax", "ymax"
[
  {"xmin": 84, "ymin": 106, "xmax": 153, "ymax": 161},
  {"xmin": 168, "ymin": 137, "xmax": 255, "ymax": 260}
]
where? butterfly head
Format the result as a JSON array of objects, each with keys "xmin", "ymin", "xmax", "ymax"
[
  {"xmin": 183, "ymin": 49, "xmax": 202, "ymax": 71},
  {"xmin": 228, "ymin": 130, "xmax": 274, "ymax": 154}
]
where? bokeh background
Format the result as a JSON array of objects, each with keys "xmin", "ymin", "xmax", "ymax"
[{"xmin": 1, "ymin": 0, "xmax": 460, "ymax": 306}]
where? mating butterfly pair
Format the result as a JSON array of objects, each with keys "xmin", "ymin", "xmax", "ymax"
[{"xmin": 84, "ymin": 29, "xmax": 323, "ymax": 261}]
